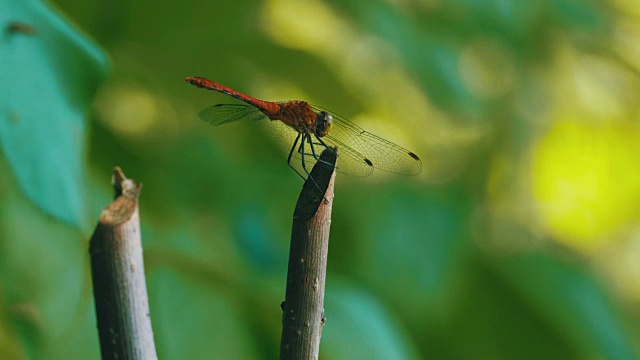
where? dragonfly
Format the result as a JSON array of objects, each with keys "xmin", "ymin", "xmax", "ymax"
[{"xmin": 185, "ymin": 77, "xmax": 422, "ymax": 179}]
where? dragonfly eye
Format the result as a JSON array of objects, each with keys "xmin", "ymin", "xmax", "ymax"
[{"xmin": 315, "ymin": 111, "xmax": 333, "ymax": 137}]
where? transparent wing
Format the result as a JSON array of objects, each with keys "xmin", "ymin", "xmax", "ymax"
[
  {"xmin": 197, "ymin": 104, "xmax": 268, "ymax": 126},
  {"xmin": 196, "ymin": 103, "xmax": 421, "ymax": 177},
  {"xmin": 256, "ymin": 120, "xmax": 375, "ymax": 176},
  {"xmin": 311, "ymin": 105, "xmax": 422, "ymax": 175}
]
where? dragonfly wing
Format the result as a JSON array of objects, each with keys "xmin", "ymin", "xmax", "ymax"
[
  {"xmin": 308, "ymin": 134, "xmax": 374, "ymax": 176},
  {"xmin": 253, "ymin": 119, "xmax": 367, "ymax": 175},
  {"xmin": 311, "ymin": 105, "xmax": 422, "ymax": 175},
  {"xmin": 328, "ymin": 130, "xmax": 422, "ymax": 175},
  {"xmin": 198, "ymin": 104, "xmax": 268, "ymax": 126}
]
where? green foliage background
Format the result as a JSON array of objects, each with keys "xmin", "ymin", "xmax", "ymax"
[{"xmin": 1, "ymin": 0, "xmax": 639, "ymax": 359}]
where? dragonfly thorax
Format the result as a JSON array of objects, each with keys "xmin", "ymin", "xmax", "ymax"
[{"xmin": 314, "ymin": 111, "xmax": 333, "ymax": 137}]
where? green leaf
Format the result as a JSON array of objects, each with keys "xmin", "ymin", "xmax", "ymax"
[
  {"xmin": 346, "ymin": 188, "xmax": 468, "ymax": 316},
  {"xmin": 0, "ymin": 0, "xmax": 108, "ymax": 226},
  {"xmin": 0, "ymin": 157, "xmax": 93, "ymax": 358},
  {"xmin": 322, "ymin": 281, "xmax": 420, "ymax": 359},
  {"xmin": 147, "ymin": 268, "xmax": 260, "ymax": 359},
  {"xmin": 495, "ymin": 252, "xmax": 637, "ymax": 360}
]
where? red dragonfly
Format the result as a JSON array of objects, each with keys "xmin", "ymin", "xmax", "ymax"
[{"xmin": 185, "ymin": 77, "xmax": 422, "ymax": 178}]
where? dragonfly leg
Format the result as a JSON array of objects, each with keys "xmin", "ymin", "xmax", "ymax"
[
  {"xmin": 311, "ymin": 134, "xmax": 337, "ymax": 169},
  {"xmin": 290, "ymin": 133, "xmax": 318, "ymax": 181},
  {"xmin": 299, "ymin": 133, "xmax": 311, "ymax": 176},
  {"xmin": 300, "ymin": 133, "xmax": 330, "ymax": 203},
  {"xmin": 313, "ymin": 134, "xmax": 332, "ymax": 151},
  {"xmin": 307, "ymin": 134, "xmax": 321, "ymax": 161},
  {"xmin": 287, "ymin": 134, "xmax": 306, "ymax": 181}
]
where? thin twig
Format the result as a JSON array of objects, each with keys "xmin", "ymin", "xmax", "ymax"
[
  {"xmin": 89, "ymin": 167, "xmax": 157, "ymax": 360},
  {"xmin": 280, "ymin": 148, "xmax": 337, "ymax": 360}
]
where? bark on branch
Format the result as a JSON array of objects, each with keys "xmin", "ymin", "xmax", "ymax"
[
  {"xmin": 280, "ymin": 148, "xmax": 337, "ymax": 360},
  {"xmin": 89, "ymin": 167, "xmax": 157, "ymax": 360}
]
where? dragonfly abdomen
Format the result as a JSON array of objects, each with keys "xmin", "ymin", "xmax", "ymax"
[{"xmin": 185, "ymin": 77, "xmax": 279, "ymax": 115}]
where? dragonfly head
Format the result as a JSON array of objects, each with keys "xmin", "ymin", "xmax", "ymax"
[{"xmin": 315, "ymin": 111, "xmax": 333, "ymax": 137}]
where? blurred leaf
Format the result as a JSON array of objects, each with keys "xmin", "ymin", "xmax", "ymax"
[
  {"xmin": 0, "ymin": 0, "xmax": 108, "ymax": 226},
  {"xmin": 346, "ymin": 186, "xmax": 469, "ymax": 318},
  {"xmin": 532, "ymin": 119, "xmax": 640, "ymax": 250},
  {"xmin": 443, "ymin": 255, "xmax": 581, "ymax": 360},
  {"xmin": 346, "ymin": 2, "xmax": 476, "ymax": 110},
  {"xmin": 235, "ymin": 209, "xmax": 284, "ymax": 271},
  {"xmin": 147, "ymin": 268, "xmax": 260, "ymax": 360},
  {"xmin": 322, "ymin": 281, "xmax": 420, "ymax": 360},
  {"xmin": 0, "ymin": 156, "xmax": 93, "ymax": 358},
  {"xmin": 0, "ymin": 305, "xmax": 28, "ymax": 359},
  {"xmin": 495, "ymin": 251, "xmax": 636, "ymax": 360},
  {"xmin": 46, "ymin": 305, "xmax": 100, "ymax": 360},
  {"xmin": 550, "ymin": 0, "xmax": 605, "ymax": 31}
]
